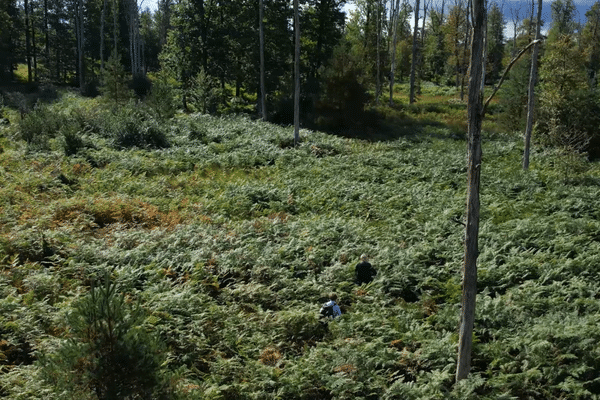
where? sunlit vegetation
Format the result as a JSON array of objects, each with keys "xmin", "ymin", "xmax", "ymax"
[{"xmin": 1, "ymin": 85, "xmax": 600, "ymax": 398}]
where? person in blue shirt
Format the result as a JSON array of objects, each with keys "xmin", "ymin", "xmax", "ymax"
[{"xmin": 320, "ymin": 293, "xmax": 342, "ymax": 319}]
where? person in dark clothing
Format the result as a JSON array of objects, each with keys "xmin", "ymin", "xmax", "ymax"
[{"xmin": 355, "ymin": 254, "xmax": 376, "ymax": 285}]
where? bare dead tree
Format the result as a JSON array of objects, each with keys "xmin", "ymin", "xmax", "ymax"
[{"xmin": 456, "ymin": 0, "xmax": 485, "ymax": 381}]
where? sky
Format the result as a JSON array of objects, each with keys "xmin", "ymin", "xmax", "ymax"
[{"xmin": 142, "ymin": 0, "xmax": 599, "ymax": 37}]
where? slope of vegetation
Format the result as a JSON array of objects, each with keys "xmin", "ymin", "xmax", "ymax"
[{"xmin": 1, "ymin": 88, "xmax": 600, "ymax": 399}]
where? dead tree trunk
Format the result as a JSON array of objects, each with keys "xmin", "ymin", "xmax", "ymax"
[
  {"xmin": 456, "ymin": 0, "xmax": 485, "ymax": 382},
  {"xmin": 523, "ymin": 0, "xmax": 542, "ymax": 170}
]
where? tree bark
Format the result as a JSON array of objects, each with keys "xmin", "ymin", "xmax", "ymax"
[
  {"xmin": 523, "ymin": 0, "xmax": 542, "ymax": 170},
  {"xmin": 44, "ymin": 0, "xmax": 50, "ymax": 71},
  {"xmin": 259, "ymin": 0, "xmax": 267, "ymax": 121},
  {"xmin": 31, "ymin": 0, "xmax": 38, "ymax": 81},
  {"xmin": 294, "ymin": 0, "xmax": 300, "ymax": 145},
  {"xmin": 456, "ymin": 0, "xmax": 485, "ymax": 382},
  {"xmin": 460, "ymin": 0, "xmax": 471, "ymax": 101},
  {"xmin": 389, "ymin": 0, "xmax": 401, "ymax": 106},
  {"xmin": 24, "ymin": 0, "xmax": 32, "ymax": 83},
  {"xmin": 409, "ymin": 0, "xmax": 420, "ymax": 104},
  {"xmin": 376, "ymin": 0, "xmax": 382, "ymax": 105},
  {"xmin": 100, "ymin": 0, "xmax": 107, "ymax": 71},
  {"xmin": 76, "ymin": 0, "xmax": 85, "ymax": 89}
]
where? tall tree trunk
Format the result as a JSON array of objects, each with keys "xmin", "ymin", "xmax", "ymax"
[
  {"xmin": 24, "ymin": 0, "xmax": 32, "ymax": 83},
  {"xmin": 259, "ymin": 0, "xmax": 267, "ymax": 121},
  {"xmin": 113, "ymin": 0, "xmax": 118, "ymax": 51},
  {"xmin": 44, "ymin": 0, "xmax": 49, "ymax": 72},
  {"xmin": 523, "ymin": 0, "xmax": 542, "ymax": 170},
  {"xmin": 100, "ymin": 0, "xmax": 107, "ymax": 71},
  {"xmin": 294, "ymin": 0, "xmax": 300, "ymax": 145},
  {"xmin": 376, "ymin": 0, "xmax": 382, "ymax": 105},
  {"xmin": 31, "ymin": 1, "xmax": 38, "ymax": 81},
  {"xmin": 409, "ymin": 0, "xmax": 420, "ymax": 104},
  {"xmin": 76, "ymin": 0, "xmax": 85, "ymax": 89},
  {"xmin": 389, "ymin": 0, "xmax": 401, "ymax": 106},
  {"xmin": 480, "ymin": 0, "xmax": 487, "ymax": 91},
  {"xmin": 456, "ymin": 0, "xmax": 485, "ymax": 382},
  {"xmin": 460, "ymin": 0, "xmax": 471, "ymax": 101},
  {"xmin": 454, "ymin": 0, "xmax": 461, "ymax": 89}
]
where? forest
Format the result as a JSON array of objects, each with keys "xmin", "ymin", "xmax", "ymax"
[{"xmin": 1, "ymin": 0, "xmax": 600, "ymax": 398}]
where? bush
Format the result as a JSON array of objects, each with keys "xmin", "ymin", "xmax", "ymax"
[{"xmin": 17, "ymin": 104, "xmax": 64, "ymax": 150}]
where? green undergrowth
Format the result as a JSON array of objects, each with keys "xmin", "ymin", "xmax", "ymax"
[{"xmin": 1, "ymin": 95, "xmax": 600, "ymax": 399}]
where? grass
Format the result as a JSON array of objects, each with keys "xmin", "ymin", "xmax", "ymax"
[{"xmin": 1, "ymin": 85, "xmax": 600, "ymax": 398}]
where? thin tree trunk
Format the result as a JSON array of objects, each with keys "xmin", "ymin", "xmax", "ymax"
[
  {"xmin": 44, "ymin": 0, "xmax": 49, "ymax": 71},
  {"xmin": 294, "ymin": 0, "xmax": 300, "ymax": 145},
  {"xmin": 481, "ymin": 0, "xmax": 487, "ymax": 91},
  {"xmin": 113, "ymin": 0, "xmax": 118, "ymax": 51},
  {"xmin": 389, "ymin": 0, "xmax": 401, "ymax": 106},
  {"xmin": 24, "ymin": 0, "xmax": 32, "ymax": 83},
  {"xmin": 259, "ymin": 0, "xmax": 267, "ymax": 121},
  {"xmin": 523, "ymin": 0, "xmax": 542, "ymax": 170},
  {"xmin": 376, "ymin": 0, "xmax": 382, "ymax": 105},
  {"xmin": 76, "ymin": 0, "xmax": 85, "ymax": 89},
  {"xmin": 454, "ymin": 1, "xmax": 461, "ymax": 88},
  {"xmin": 31, "ymin": 2, "xmax": 38, "ymax": 81},
  {"xmin": 101, "ymin": 0, "xmax": 107, "ymax": 71},
  {"xmin": 460, "ymin": 0, "xmax": 471, "ymax": 101},
  {"xmin": 456, "ymin": 0, "xmax": 485, "ymax": 382},
  {"xmin": 409, "ymin": 0, "xmax": 420, "ymax": 104}
]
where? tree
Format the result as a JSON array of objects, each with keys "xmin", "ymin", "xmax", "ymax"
[
  {"xmin": 75, "ymin": 0, "xmax": 85, "ymax": 89},
  {"xmin": 389, "ymin": 0, "xmax": 401, "ymax": 105},
  {"xmin": 259, "ymin": 0, "xmax": 266, "ymax": 120},
  {"xmin": 523, "ymin": 0, "xmax": 542, "ymax": 169},
  {"xmin": 0, "ymin": 0, "xmax": 19, "ymax": 80},
  {"xmin": 486, "ymin": 1, "xmax": 504, "ymax": 82},
  {"xmin": 581, "ymin": 1, "xmax": 600, "ymax": 87},
  {"xmin": 39, "ymin": 273, "xmax": 166, "ymax": 399},
  {"xmin": 423, "ymin": 7, "xmax": 447, "ymax": 83},
  {"xmin": 409, "ymin": 0, "xmax": 421, "ymax": 103},
  {"xmin": 294, "ymin": 0, "xmax": 300, "ymax": 144},
  {"xmin": 547, "ymin": 0, "xmax": 577, "ymax": 41},
  {"xmin": 456, "ymin": 0, "xmax": 485, "ymax": 381},
  {"xmin": 445, "ymin": 0, "xmax": 469, "ymax": 89},
  {"xmin": 24, "ymin": 0, "xmax": 32, "ymax": 82}
]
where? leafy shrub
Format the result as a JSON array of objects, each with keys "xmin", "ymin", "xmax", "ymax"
[{"xmin": 17, "ymin": 104, "xmax": 63, "ymax": 150}]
